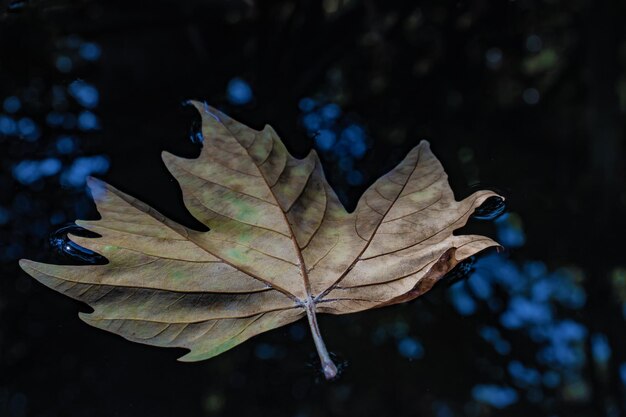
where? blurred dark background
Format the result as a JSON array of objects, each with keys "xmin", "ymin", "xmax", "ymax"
[{"xmin": 1, "ymin": 0, "xmax": 625, "ymax": 416}]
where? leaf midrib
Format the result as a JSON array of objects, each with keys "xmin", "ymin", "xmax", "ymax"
[{"xmin": 215, "ymin": 115, "xmax": 313, "ymax": 303}]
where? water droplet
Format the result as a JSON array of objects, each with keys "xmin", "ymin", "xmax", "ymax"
[
  {"xmin": 442, "ymin": 256, "xmax": 475, "ymax": 285},
  {"xmin": 306, "ymin": 351, "xmax": 348, "ymax": 382},
  {"xmin": 472, "ymin": 196, "xmax": 506, "ymax": 220},
  {"xmin": 189, "ymin": 118, "xmax": 204, "ymax": 144},
  {"xmin": 49, "ymin": 224, "xmax": 106, "ymax": 264}
]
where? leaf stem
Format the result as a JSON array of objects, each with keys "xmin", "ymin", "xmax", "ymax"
[{"xmin": 304, "ymin": 298, "xmax": 338, "ymax": 380}]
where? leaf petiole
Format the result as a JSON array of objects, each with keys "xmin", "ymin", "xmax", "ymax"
[{"xmin": 304, "ymin": 298, "xmax": 338, "ymax": 380}]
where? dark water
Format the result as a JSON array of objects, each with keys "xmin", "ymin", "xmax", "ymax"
[{"xmin": 1, "ymin": 1, "xmax": 625, "ymax": 416}]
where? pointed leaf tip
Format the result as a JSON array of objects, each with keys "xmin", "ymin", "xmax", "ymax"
[
  {"xmin": 185, "ymin": 100, "xmax": 221, "ymax": 121},
  {"xmin": 18, "ymin": 258, "xmax": 30, "ymax": 270},
  {"xmin": 161, "ymin": 150, "xmax": 175, "ymax": 163},
  {"xmin": 418, "ymin": 139, "xmax": 431, "ymax": 149},
  {"xmin": 85, "ymin": 176, "xmax": 108, "ymax": 201},
  {"xmin": 185, "ymin": 100, "xmax": 222, "ymax": 122}
]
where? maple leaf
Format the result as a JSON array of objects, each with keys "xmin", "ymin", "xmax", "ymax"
[{"xmin": 19, "ymin": 102, "xmax": 502, "ymax": 379}]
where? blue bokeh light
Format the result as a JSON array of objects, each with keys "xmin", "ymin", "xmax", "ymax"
[
  {"xmin": 315, "ymin": 129, "xmax": 336, "ymax": 150},
  {"xmin": 60, "ymin": 155, "xmax": 110, "ymax": 187},
  {"xmin": 254, "ymin": 343, "xmax": 278, "ymax": 360},
  {"xmin": 542, "ymin": 371, "xmax": 561, "ymax": 388},
  {"xmin": 495, "ymin": 214, "xmax": 526, "ymax": 247},
  {"xmin": 432, "ymin": 402, "xmax": 453, "ymax": 417},
  {"xmin": 0, "ymin": 206, "xmax": 10, "ymax": 225},
  {"xmin": 472, "ymin": 385, "xmax": 518, "ymax": 408},
  {"xmin": 68, "ymin": 80, "xmax": 99, "ymax": 109},
  {"xmin": 536, "ymin": 320, "xmax": 587, "ymax": 367},
  {"xmin": 17, "ymin": 117, "xmax": 39, "ymax": 141},
  {"xmin": 320, "ymin": 103, "xmax": 341, "ymax": 120},
  {"xmin": 78, "ymin": 111, "xmax": 100, "ymax": 130},
  {"xmin": 3, "ymin": 96, "xmax": 21, "ymax": 113},
  {"xmin": 46, "ymin": 112, "xmax": 64, "ymax": 127},
  {"xmin": 480, "ymin": 326, "xmax": 511, "ymax": 355},
  {"xmin": 303, "ymin": 113, "xmax": 322, "ymax": 131},
  {"xmin": 0, "ymin": 114, "xmax": 17, "ymax": 135},
  {"xmin": 338, "ymin": 156, "xmax": 353, "ymax": 171},
  {"xmin": 444, "ymin": 204, "xmax": 591, "ymax": 395},
  {"xmin": 226, "ymin": 77, "xmax": 253, "ymax": 105},
  {"xmin": 508, "ymin": 361, "xmax": 542, "ymax": 387},
  {"xmin": 298, "ymin": 98, "xmax": 370, "ymax": 190},
  {"xmin": 397, "ymin": 336, "xmax": 424, "ymax": 359},
  {"xmin": 468, "ymin": 271, "xmax": 492, "ymax": 299},
  {"xmin": 56, "ymin": 56, "xmax": 73, "ymax": 73},
  {"xmin": 346, "ymin": 170, "xmax": 364, "ymax": 186},
  {"xmin": 591, "ymin": 333, "xmax": 611, "ymax": 363},
  {"xmin": 449, "ymin": 282, "xmax": 477, "ymax": 315},
  {"xmin": 13, "ymin": 158, "xmax": 62, "ymax": 185},
  {"xmin": 79, "ymin": 42, "xmax": 102, "ymax": 61},
  {"xmin": 56, "ymin": 136, "xmax": 76, "ymax": 154},
  {"xmin": 500, "ymin": 296, "xmax": 553, "ymax": 329},
  {"xmin": 299, "ymin": 97, "xmax": 316, "ymax": 112}
]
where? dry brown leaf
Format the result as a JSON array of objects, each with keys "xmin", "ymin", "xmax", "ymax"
[{"xmin": 19, "ymin": 102, "xmax": 502, "ymax": 379}]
